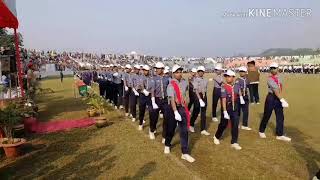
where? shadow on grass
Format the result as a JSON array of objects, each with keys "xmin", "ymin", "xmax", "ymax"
[
  {"xmin": 119, "ymin": 161, "xmax": 156, "ymax": 180},
  {"xmin": 0, "ymin": 128, "xmax": 109, "ymax": 179}
]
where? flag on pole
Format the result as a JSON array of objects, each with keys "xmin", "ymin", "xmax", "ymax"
[{"xmin": 0, "ymin": 0, "xmax": 18, "ymax": 28}]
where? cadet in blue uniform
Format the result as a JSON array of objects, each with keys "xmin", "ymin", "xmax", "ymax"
[
  {"xmin": 164, "ymin": 64, "xmax": 195, "ymax": 163},
  {"xmin": 188, "ymin": 68, "xmax": 197, "ymax": 110},
  {"xmin": 236, "ymin": 66, "xmax": 252, "ymax": 131},
  {"xmin": 123, "ymin": 64, "xmax": 132, "ymax": 117},
  {"xmin": 258, "ymin": 63, "xmax": 291, "ymax": 142},
  {"xmin": 190, "ymin": 66, "xmax": 210, "ymax": 136},
  {"xmin": 213, "ymin": 70, "xmax": 242, "ymax": 150},
  {"xmin": 149, "ymin": 62, "xmax": 170, "ymax": 143},
  {"xmin": 212, "ymin": 64, "xmax": 224, "ymax": 122},
  {"xmin": 129, "ymin": 65, "xmax": 141, "ymax": 122},
  {"xmin": 112, "ymin": 65, "xmax": 122, "ymax": 109},
  {"xmin": 138, "ymin": 65, "xmax": 154, "ymax": 130}
]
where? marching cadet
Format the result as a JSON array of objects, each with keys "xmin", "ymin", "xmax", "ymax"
[
  {"xmin": 188, "ymin": 68, "xmax": 197, "ymax": 110},
  {"xmin": 112, "ymin": 65, "xmax": 122, "ymax": 109},
  {"xmin": 129, "ymin": 65, "xmax": 141, "ymax": 122},
  {"xmin": 149, "ymin": 62, "xmax": 170, "ymax": 143},
  {"xmin": 137, "ymin": 65, "xmax": 153, "ymax": 130},
  {"xmin": 164, "ymin": 64, "xmax": 195, "ymax": 163},
  {"xmin": 118, "ymin": 66, "xmax": 125, "ymax": 109},
  {"xmin": 213, "ymin": 70, "xmax": 242, "ymax": 150},
  {"xmin": 106, "ymin": 65, "xmax": 114, "ymax": 104},
  {"xmin": 258, "ymin": 63, "xmax": 291, "ymax": 142},
  {"xmin": 123, "ymin": 64, "xmax": 132, "ymax": 117},
  {"xmin": 189, "ymin": 66, "xmax": 210, "ymax": 136},
  {"xmin": 236, "ymin": 66, "xmax": 252, "ymax": 131},
  {"xmin": 212, "ymin": 64, "xmax": 224, "ymax": 122}
]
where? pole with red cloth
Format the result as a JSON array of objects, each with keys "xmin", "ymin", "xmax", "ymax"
[{"xmin": 14, "ymin": 28, "xmax": 25, "ymax": 97}]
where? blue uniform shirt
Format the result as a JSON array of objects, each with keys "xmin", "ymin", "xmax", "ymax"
[
  {"xmin": 153, "ymin": 75, "xmax": 170, "ymax": 98},
  {"xmin": 167, "ymin": 78, "xmax": 188, "ymax": 103},
  {"xmin": 221, "ymin": 83, "xmax": 241, "ymax": 105},
  {"xmin": 213, "ymin": 74, "xmax": 223, "ymax": 88},
  {"xmin": 235, "ymin": 77, "xmax": 249, "ymax": 97}
]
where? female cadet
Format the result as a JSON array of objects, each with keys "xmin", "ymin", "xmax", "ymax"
[
  {"xmin": 123, "ymin": 64, "xmax": 132, "ymax": 117},
  {"xmin": 212, "ymin": 64, "xmax": 224, "ymax": 122},
  {"xmin": 187, "ymin": 68, "xmax": 197, "ymax": 110},
  {"xmin": 213, "ymin": 70, "xmax": 242, "ymax": 150},
  {"xmin": 258, "ymin": 62, "xmax": 291, "ymax": 142},
  {"xmin": 189, "ymin": 66, "xmax": 210, "ymax": 136},
  {"xmin": 164, "ymin": 64, "xmax": 195, "ymax": 163}
]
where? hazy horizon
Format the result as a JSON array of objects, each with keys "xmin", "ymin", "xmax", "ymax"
[{"xmin": 16, "ymin": 0, "xmax": 320, "ymax": 57}]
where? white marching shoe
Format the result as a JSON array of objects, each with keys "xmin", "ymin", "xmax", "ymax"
[
  {"xmin": 119, "ymin": 105, "xmax": 124, "ymax": 109},
  {"xmin": 189, "ymin": 126, "xmax": 195, "ymax": 133},
  {"xmin": 143, "ymin": 120, "xmax": 146, "ymax": 124},
  {"xmin": 213, "ymin": 136, "xmax": 220, "ymax": 145},
  {"xmin": 160, "ymin": 113, "xmax": 164, "ymax": 119},
  {"xmin": 132, "ymin": 118, "xmax": 136, "ymax": 122},
  {"xmin": 125, "ymin": 113, "xmax": 129, "ymax": 117},
  {"xmin": 181, "ymin": 154, "xmax": 195, "ymax": 163},
  {"xmin": 241, "ymin": 126, "xmax": 252, "ymax": 131},
  {"xmin": 149, "ymin": 131, "xmax": 155, "ymax": 140},
  {"xmin": 164, "ymin": 146, "xmax": 170, "ymax": 154},
  {"xmin": 212, "ymin": 117, "xmax": 218, "ymax": 122},
  {"xmin": 201, "ymin": 130, "xmax": 210, "ymax": 136},
  {"xmin": 276, "ymin": 136, "xmax": 291, "ymax": 142},
  {"xmin": 138, "ymin": 125, "xmax": 143, "ymax": 131},
  {"xmin": 162, "ymin": 138, "xmax": 165, "ymax": 144},
  {"xmin": 114, "ymin": 106, "xmax": 118, "ymax": 110},
  {"xmin": 259, "ymin": 132, "xmax": 267, "ymax": 139},
  {"xmin": 231, "ymin": 143, "xmax": 242, "ymax": 150}
]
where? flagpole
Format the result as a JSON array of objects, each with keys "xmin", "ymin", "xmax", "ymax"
[{"xmin": 14, "ymin": 28, "xmax": 25, "ymax": 97}]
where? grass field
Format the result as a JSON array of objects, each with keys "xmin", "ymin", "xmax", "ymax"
[{"xmin": 0, "ymin": 74, "xmax": 319, "ymax": 179}]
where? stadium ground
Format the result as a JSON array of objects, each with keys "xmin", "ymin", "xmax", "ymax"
[{"xmin": 0, "ymin": 74, "xmax": 319, "ymax": 179}]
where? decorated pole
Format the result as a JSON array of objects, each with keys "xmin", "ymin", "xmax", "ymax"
[{"xmin": 14, "ymin": 28, "xmax": 24, "ymax": 97}]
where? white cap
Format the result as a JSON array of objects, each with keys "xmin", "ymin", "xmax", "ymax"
[
  {"xmin": 238, "ymin": 66, "xmax": 247, "ymax": 72},
  {"xmin": 143, "ymin": 65, "xmax": 150, "ymax": 71},
  {"xmin": 172, "ymin": 64, "xmax": 183, "ymax": 73},
  {"xmin": 134, "ymin": 65, "xmax": 140, "ymax": 69},
  {"xmin": 164, "ymin": 69, "xmax": 169, "ymax": 74},
  {"xmin": 155, "ymin": 62, "xmax": 165, "ymax": 69},
  {"xmin": 270, "ymin": 62, "xmax": 279, "ymax": 68},
  {"xmin": 224, "ymin": 70, "xmax": 236, "ymax": 77},
  {"xmin": 197, "ymin": 66, "xmax": 205, "ymax": 72},
  {"xmin": 165, "ymin": 66, "xmax": 170, "ymax": 70},
  {"xmin": 125, "ymin": 64, "xmax": 132, "ymax": 69},
  {"xmin": 215, "ymin": 64, "xmax": 223, "ymax": 70},
  {"xmin": 110, "ymin": 64, "xmax": 114, "ymax": 67},
  {"xmin": 191, "ymin": 68, "xmax": 197, "ymax": 73},
  {"xmin": 106, "ymin": 65, "xmax": 110, "ymax": 68}
]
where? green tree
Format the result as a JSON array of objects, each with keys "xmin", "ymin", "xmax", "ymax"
[{"xmin": 0, "ymin": 28, "xmax": 23, "ymax": 50}]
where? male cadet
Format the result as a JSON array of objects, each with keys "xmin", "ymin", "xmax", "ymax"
[
  {"xmin": 149, "ymin": 62, "xmax": 170, "ymax": 143},
  {"xmin": 258, "ymin": 63, "xmax": 291, "ymax": 142},
  {"xmin": 189, "ymin": 66, "xmax": 210, "ymax": 136},
  {"xmin": 236, "ymin": 66, "xmax": 252, "ymax": 131},
  {"xmin": 106, "ymin": 65, "xmax": 114, "ymax": 103},
  {"xmin": 212, "ymin": 64, "xmax": 224, "ymax": 122},
  {"xmin": 213, "ymin": 70, "xmax": 242, "ymax": 150},
  {"xmin": 164, "ymin": 64, "xmax": 195, "ymax": 163},
  {"xmin": 188, "ymin": 68, "xmax": 197, "ymax": 110},
  {"xmin": 247, "ymin": 61, "xmax": 260, "ymax": 104},
  {"xmin": 123, "ymin": 64, "xmax": 132, "ymax": 116},
  {"xmin": 129, "ymin": 65, "xmax": 141, "ymax": 122},
  {"xmin": 137, "ymin": 65, "xmax": 153, "ymax": 130},
  {"xmin": 112, "ymin": 65, "xmax": 122, "ymax": 109}
]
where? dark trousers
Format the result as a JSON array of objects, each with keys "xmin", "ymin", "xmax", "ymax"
[
  {"xmin": 212, "ymin": 87, "xmax": 221, "ymax": 118},
  {"xmin": 139, "ymin": 94, "xmax": 151, "ymax": 125},
  {"xmin": 124, "ymin": 88, "xmax": 131, "ymax": 113},
  {"xmin": 190, "ymin": 94, "xmax": 207, "ymax": 131},
  {"xmin": 215, "ymin": 104, "xmax": 240, "ymax": 144},
  {"xmin": 259, "ymin": 93, "xmax": 284, "ymax": 136},
  {"xmin": 188, "ymin": 91, "xmax": 196, "ymax": 110},
  {"xmin": 165, "ymin": 106, "xmax": 189, "ymax": 154},
  {"xmin": 149, "ymin": 98, "xmax": 170, "ymax": 138},
  {"xmin": 98, "ymin": 80, "xmax": 105, "ymax": 97},
  {"xmin": 113, "ymin": 83, "xmax": 122, "ymax": 107},
  {"xmin": 249, "ymin": 84, "xmax": 260, "ymax": 103},
  {"xmin": 105, "ymin": 81, "xmax": 111, "ymax": 101},
  {"xmin": 129, "ymin": 90, "xmax": 138, "ymax": 118},
  {"xmin": 238, "ymin": 96, "xmax": 249, "ymax": 126}
]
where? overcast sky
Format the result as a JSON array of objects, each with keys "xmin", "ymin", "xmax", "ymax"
[{"xmin": 16, "ymin": 0, "xmax": 320, "ymax": 57}]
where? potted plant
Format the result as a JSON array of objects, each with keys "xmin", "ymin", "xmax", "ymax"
[{"xmin": 0, "ymin": 103, "xmax": 27, "ymax": 158}]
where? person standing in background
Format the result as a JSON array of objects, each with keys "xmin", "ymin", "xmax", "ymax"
[
  {"xmin": 247, "ymin": 61, "xmax": 260, "ymax": 104},
  {"xmin": 60, "ymin": 71, "xmax": 64, "ymax": 83}
]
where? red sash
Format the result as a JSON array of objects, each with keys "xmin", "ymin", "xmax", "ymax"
[
  {"xmin": 171, "ymin": 80, "xmax": 190, "ymax": 128},
  {"xmin": 270, "ymin": 75, "xmax": 282, "ymax": 92},
  {"xmin": 224, "ymin": 84, "xmax": 235, "ymax": 129}
]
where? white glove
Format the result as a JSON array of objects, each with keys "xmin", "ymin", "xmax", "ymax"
[
  {"xmin": 142, "ymin": 89, "xmax": 150, "ymax": 96},
  {"xmin": 240, "ymin": 96, "xmax": 245, "ymax": 105},
  {"xmin": 280, "ymin": 98, "xmax": 289, "ymax": 108},
  {"xmin": 133, "ymin": 88, "xmax": 139, "ymax": 96},
  {"xmin": 174, "ymin": 110, "xmax": 182, "ymax": 121},
  {"xmin": 199, "ymin": 99, "xmax": 205, "ymax": 107},
  {"xmin": 113, "ymin": 72, "xmax": 119, "ymax": 77},
  {"xmin": 125, "ymin": 86, "xmax": 129, "ymax": 91},
  {"xmin": 151, "ymin": 97, "xmax": 159, "ymax": 109},
  {"xmin": 223, "ymin": 111, "xmax": 230, "ymax": 120}
]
